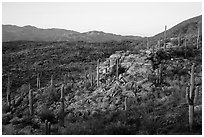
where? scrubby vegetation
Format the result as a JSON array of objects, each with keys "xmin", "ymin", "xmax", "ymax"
[{"xmin": 2, "ymin": 33, "xmax": 202, "ymax": 135}]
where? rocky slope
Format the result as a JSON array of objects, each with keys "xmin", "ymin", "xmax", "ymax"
[{"xmin": 2, "ymin": 37, "xmax": 202, "ymax": 134}]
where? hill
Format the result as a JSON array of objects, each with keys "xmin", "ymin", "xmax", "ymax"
[{"xmin": 150, "ymin": 15, "xmax": 202, "ymax": 43}]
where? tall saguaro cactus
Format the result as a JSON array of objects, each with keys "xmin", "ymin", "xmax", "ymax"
[
  {"xmin": 96, "ymin": 59, "xmax": 100, "ymax": 87},
  {"xmin": 37, "ymin": 73, "xmax": 40, "ymax": 89},
  {"xmin": 63, "ymin": 74, "xmax": 67, "ymax": 86},
  {"xmin": 116, "ymin": 58, "xmax": 119, "ymax": 79},
  {"xmin": 89, "ymin": 66, "xmax": 93, "ymax": 87},
  {"xmin": 164, "ymin": 25, "xmax": 167, "ymax": 50},
  {"xmin": 60, "ymin": 84, "xmax": 65, "ymax": 126},
  {"xmin": 7, "ymin": 75, "xmax": 11, "ymax": 108},
  {"xmin": 28, "ymin": 83, "xmax": 33, "ymax": 115},
  {"xmin": 186, "ymin": 63, "xmax": 199, "ymax": 132}
]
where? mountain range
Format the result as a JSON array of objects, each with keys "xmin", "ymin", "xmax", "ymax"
[
  {"xmin": 2, "ymin": 15, "xmax": 202, "ymax": 42},
  {"xmin": 2, "ymin": 25, "xmax": 142, "ymax": 42}
]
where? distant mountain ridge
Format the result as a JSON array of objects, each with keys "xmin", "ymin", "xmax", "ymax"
[
  {"xmin": 2, "ymin": 15, "xmax": 202, "ymax": 42},
  {"xmin": 2, "ymin": 25, "xmax": 142, "ymax": 42}
]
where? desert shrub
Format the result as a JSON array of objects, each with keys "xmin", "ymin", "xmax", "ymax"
[
  {"xmin": 2, "ymin": 124, "xmax": 17, "ymax": 135},
  {"xmin": 104, "ymin": 122, "xmax": 130, "ymax": 135},
  {"xmin": 2, "ymin": 103, "xmax": 10, "ymax": 114},
  {"xmin": 43, "ymin": 86, "xmax": 60, "ymax": 103},
  {"xmin": 38, "ymin": 105, "xmax": 56, "ymax": 124},
  {"xmin": 17, "ymin": 84, "xmax": 30, "ymax": 95},
  {"xmin": 2, "ymin": 113, "xmax": 12, "ymax": 125}
]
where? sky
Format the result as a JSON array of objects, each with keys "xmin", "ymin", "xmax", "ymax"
[{"xmin": 2, "ymin": 2, "xmax": 202, "ymax": 37}]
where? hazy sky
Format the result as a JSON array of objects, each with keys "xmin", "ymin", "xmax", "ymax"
[{"xmin": 2, "ymin": 2, "xmax": 202, "ymax": 37}]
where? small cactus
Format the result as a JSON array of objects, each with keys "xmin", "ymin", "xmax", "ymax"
[
  {"xmin": 186, "ymin": 63, "xmax": 199, "ymax": 132},
  {"xmin": 6, "ymin": 75, "xmax": 11, "ymax": 108},
  {"xmin": 28, "ymin": 84, "xmax": 33, "ymax": 115},
  {"xmin": 50, "ymin": 75, "xmax": 54, "ymax": 93},
  {"xmin": 197, "ymin": 26, "xmax": 200, "ymax": 49},
  {"xmin": 48, "ymin": 122, "xmax": 51, "ymax": 135}
]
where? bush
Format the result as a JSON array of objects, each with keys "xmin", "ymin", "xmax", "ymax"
[
  {"xmin": 43, "ymin": 86, "xmax": 60, "ymax": 103},
  {"xmin": 104, "ymin": 122, "xmax": 130, "ymax": 135},
  {"xmin": 2, "ymin": 103, "xmax": 10, "ymax": 114},
  {"xmin": 38, "ymin": 105, "xmax": 56, "ymax": 124}
]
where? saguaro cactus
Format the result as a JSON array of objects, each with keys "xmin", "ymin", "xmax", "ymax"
[
  {"xmin": 124, "ymin": 97, "xmax": 127, "ymax": 111},
  {"xmin": 37, "ymin": 73, "xmax": 40, "ymax": 89},
  {"xmin": 89, "ymin": 66, "xmax": 93, "ymax": 87},
  {"xmin": 45, "ymin": 120, "xmax": 51, "ymax": 134},
  {"xmin": 178, "ymin": 36, "xmax": 180, "ymax": 46},
  {"xmin": 164, "ymin": 25, "xmax": 167, "ymax": 50},
  {"xmin": 152, "ymin": 45, "xmax": 155, "ymax": 53},
  {"xmin": 147, "ymin": 37, "xmax": 149, "ymax": 50},
  {"xmin": 7, "ymin": 75, "xmax": 11, "ymax": 108},
  {"xmin": 60, "ymin": 84, "xmax": 65, "ymax": 126},
  {"xmin": 116, "ymin": 58, "xmax": 119, "ymax": 78},
  {"xmin": 28, "ymin": 84, "xmax": 33, "ymax": 115},
  {"xmin": 157, "ymin": 39, "xmax": 160, "ymax": 50},
  {"xmin": 96, "ymin": 59, "xmax": 100, "ymax": 87},
  {"xmin": 186, "ymin": 63, "xmax": 199, "ymax": 132},
  {"xmin": 184, "ymin": 38, "xmax": 187, "ymax": 58},
  {"xmin": 63, "ymin": 74, "xmax": 67, "ymax": 86},
  {"xmin": 51, "ymin": 75, "xmax": 53, "ymax": 87},
  {"xmin": 48, "ymin": 122, "xmax": 51, "ymax": 135},
  {"xmin": 45, "ymin": 120, "xmax": 48, "ymax": 134},
  {"xmin": 197, "ymin": 26, "xmax": 200, "ymax": 49}
]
